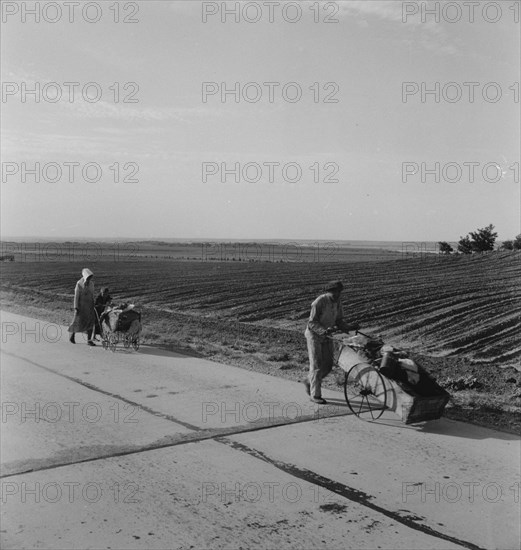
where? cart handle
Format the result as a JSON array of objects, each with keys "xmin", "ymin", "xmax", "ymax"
[{"xmin": 324, "ymin": 334, "xmax": 366, "ymax": 368}]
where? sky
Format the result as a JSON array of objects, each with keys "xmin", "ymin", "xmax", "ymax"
[{"xmin": 1, "ymin": 0, "xmax": 520, "ymax": 241}]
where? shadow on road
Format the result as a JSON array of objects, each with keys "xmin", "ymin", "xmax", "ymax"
[
  {"xmin": 325, "ymin": 398, "xmax": 518, "ymax": 441},
  {"xmin": 123, "ymin": 344, "xmax": 205, "ymax": 359},
  {"xmin": 352, "ymin": 415, "xmax": 520, "ymax": 441},
  {"xmin": 322, "ymin": 398, "xmax": 349, "ymax": 408},
  {"xmin": 416, "ymin": 418, "xmax": 519, "ymax": 441}
]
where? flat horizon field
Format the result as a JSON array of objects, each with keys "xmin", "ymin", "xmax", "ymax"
[{"xmin": 0, "ymin": 239, "xmax": 436, "ymax": 263}]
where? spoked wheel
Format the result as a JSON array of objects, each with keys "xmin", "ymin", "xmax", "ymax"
[
  {"xmin": 344, "ymin": 363, "xmax": 387, "ymax": 421},
  {"xmin": 132, "ymin": 337, "xmax": 140, "ymax": 351},
  {"xmin": 109, "ymin": 334, "xmax": 118, "ymax": 352},
  {"xmin": 101, "ymin": 328, "xmax": 109, "ymax": 350},
  {"xmin": 100, "ymin": 321, "xmax": 110, "ymax": 350}
]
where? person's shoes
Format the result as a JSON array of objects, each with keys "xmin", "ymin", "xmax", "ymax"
[
  {"xmin": 69, "ymin": 334, "xmax": 75, "ymax": 344},
  {"xmin": 87, "ymin": 340, "xmax": 96, "ymax": 346},
  {"xmin": 310, "ymin": 397, "xmax": 327, "ymax": 405},
  {"xmin": 303, "ymin": 380, "xmax": 311, "ymax": 396}
]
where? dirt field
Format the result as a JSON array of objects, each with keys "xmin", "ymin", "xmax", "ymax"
[{"xmin": 1, "ymin": 247, "xmax": 520, "ymax": 433}]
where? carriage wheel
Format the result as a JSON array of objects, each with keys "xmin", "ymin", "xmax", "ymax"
[
  {"xmin": 109, "ymin": 334, "xmax": 117, "ymax": 352},
  {"xmin": 344, "ymin": 363, "xmax": 387, "ymax": 421},
  {"xmin": 132, "ymin": 338, "xmax": 140, "ymax": 351},
  {"xmin": 101, "ymin": 328, "xmax": 109, "ymax": 350},
  {"xmin": 100, "ymin": 323, "xmax": 110, "ymax": 350}
]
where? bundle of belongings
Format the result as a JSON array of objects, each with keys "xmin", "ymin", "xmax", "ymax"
[
  {"xmin": 379, "ymin": 345, "xmax": 420, "ymax": 385},
  {"xmin": 100, "ymin": 303, "xmax": 141, "ymax": 336},
  {"xmin": 378, "ymin": 344, "xmax": 442, "ymax": 396}
]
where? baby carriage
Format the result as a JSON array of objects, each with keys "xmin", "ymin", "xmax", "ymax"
[{"xmin": 98, "ymin": 304, "xmax": 142, "ymax": 352}]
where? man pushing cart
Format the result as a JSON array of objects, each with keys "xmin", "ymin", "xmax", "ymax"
[
  {"xmin": 304, "ymin": 280, "xmax": 360, "ymax": 404},
  {"xmin": 304, "ymin": 280, "xmax": 450, "ymax": 423}
]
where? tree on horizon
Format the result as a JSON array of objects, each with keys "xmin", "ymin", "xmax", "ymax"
[
  {"xmin": 458, "ymin": 224, "xmax": 498, "ymax": 254},
  {"xmin": 438, "ymin": 241, "xmax": 454, "ymax": 254}
]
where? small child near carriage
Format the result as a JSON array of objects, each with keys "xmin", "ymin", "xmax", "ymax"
[
  {"xmin": 95, "ymin": 287, "xmax": 112, "ymax": 311},
  {"xmin": 93, "ymin": 287, "xmax": 112, "ymax": 341}
]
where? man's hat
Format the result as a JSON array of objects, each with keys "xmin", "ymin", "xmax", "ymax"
[{"xmin": 324, "ymin": 280, "xmax": 344, "ymax": 292}]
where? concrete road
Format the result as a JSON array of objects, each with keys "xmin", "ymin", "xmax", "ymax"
[{"xmin": 1, "ymin": 311, "xmax": 519, "ymax": 549}]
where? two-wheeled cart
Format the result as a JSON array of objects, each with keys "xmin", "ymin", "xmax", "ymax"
[{"xmin": 330, "ymin": 331, "xmax": 450, "ymax": 424}]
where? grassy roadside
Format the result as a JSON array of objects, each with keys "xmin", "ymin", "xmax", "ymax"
[{"xmin": 1, "ymin": 288, "xmax": 520, "ymax": 435}]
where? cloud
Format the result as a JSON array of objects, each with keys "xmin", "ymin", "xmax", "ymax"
[
  {"xmin": 1, "ymin": 130, "xmax": 129, "ymax": 160},
  {"xmin": 338, "ymin": 0, "xmax": 459, "ymax": 56},
  {"xmin": 338, "ymin": 1, "xmax": 405, "ymax": 23},
  {"xmin": 63, "ymin": 100, "xmax": 215, "ymax": 122},
  {"xmin": 0, "ymin": 126, "xmax": 228, "ymax": 164}
]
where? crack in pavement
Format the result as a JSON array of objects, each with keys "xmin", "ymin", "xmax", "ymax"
[
  {"xmin": 0, "ymin": 410, "xmax": 352, "ymax": 478},
  {"xmin": 217, "ymin": 438, "xmax": 486, "ymax": 550}
]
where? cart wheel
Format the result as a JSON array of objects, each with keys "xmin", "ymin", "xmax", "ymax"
[
  {"xmin": 344, "ymin": 363, "xmax": 387, "ymax": 421},
  {"xmin": 132, "ymin": 338, "xmax": 139, "ymax": 351}
]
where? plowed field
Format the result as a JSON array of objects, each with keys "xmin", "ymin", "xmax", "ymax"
[{"xmin": 1, "ymin": 250, "xmax": 519, "ymax": 366}]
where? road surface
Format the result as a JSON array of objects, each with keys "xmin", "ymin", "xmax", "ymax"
[{"xmin": 1, "ymin": 311, "xmax": 519, "ymax": 549}]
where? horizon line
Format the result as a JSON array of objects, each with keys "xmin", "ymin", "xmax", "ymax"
[{"xmin": 0, "ymin": 236, "xmax": 463, "ymax": 244}]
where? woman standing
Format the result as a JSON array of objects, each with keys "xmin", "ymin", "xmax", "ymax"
[{"xmin": 68, "ymin": 268, "xmax": 96, "ymax": 346}]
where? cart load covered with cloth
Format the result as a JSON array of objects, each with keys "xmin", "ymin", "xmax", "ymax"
[{"xmin": 333, "ymin": 333, "xmax": 450, "ymax": 424}]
